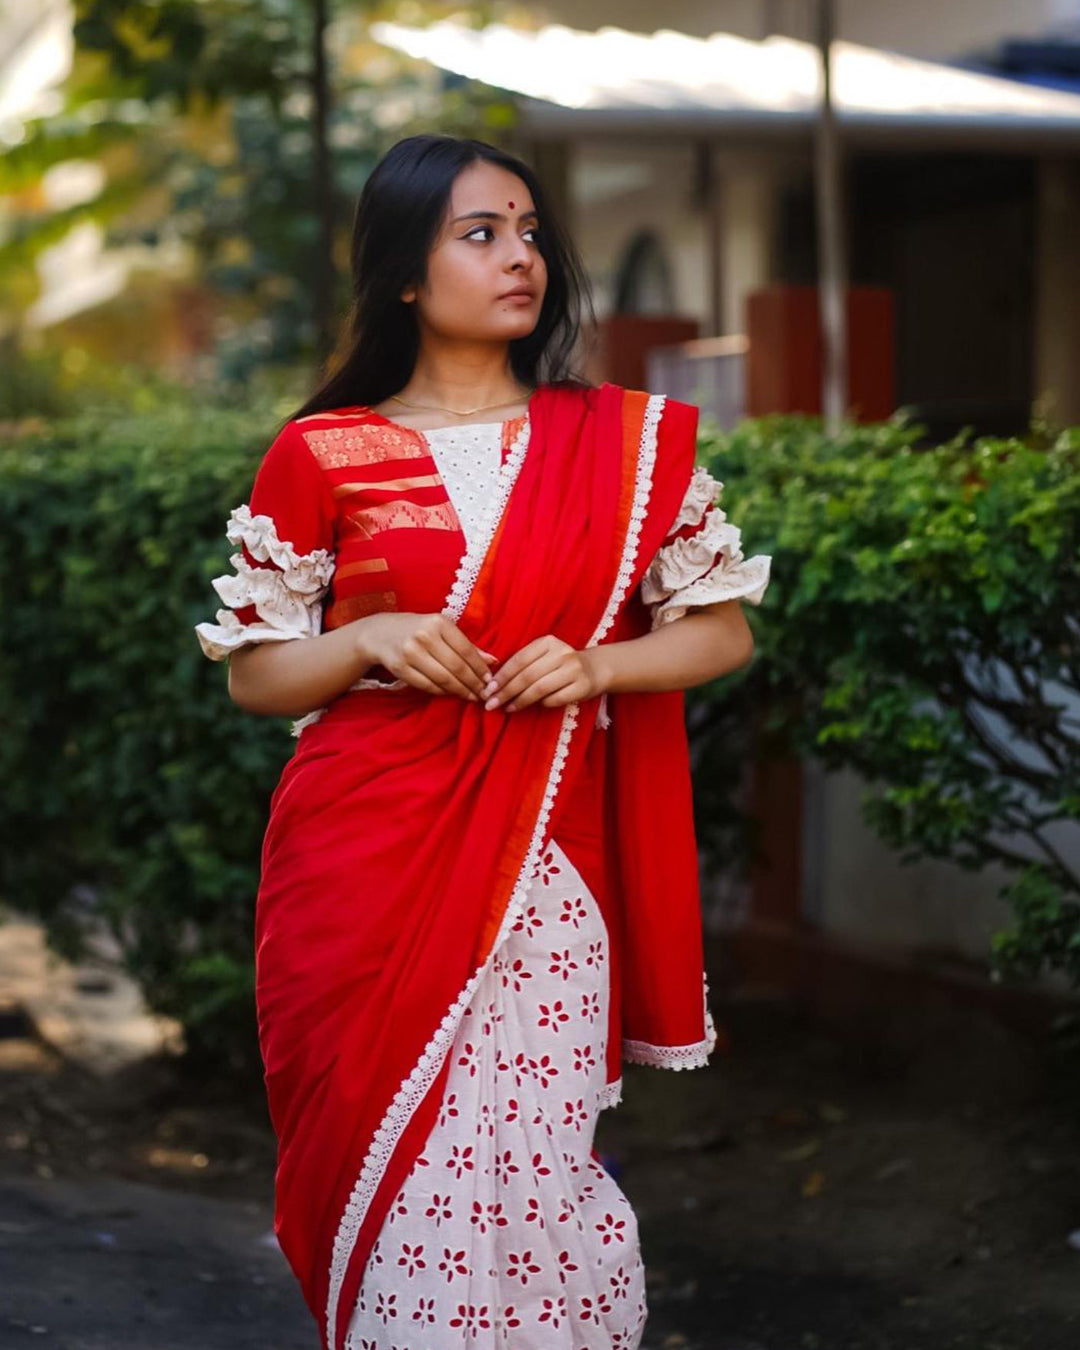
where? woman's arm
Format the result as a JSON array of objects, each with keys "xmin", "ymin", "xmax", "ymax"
[
  {"xmin": 482, "ymin": 599, "xmax": 754, "ymax": 712},
  {"xmin": 586, "ymin": 597, "xmax": 754, "ymax": 696},
  {"xmin": 226, "ymin": 622, "xmax": 376, "ymax": 719}
]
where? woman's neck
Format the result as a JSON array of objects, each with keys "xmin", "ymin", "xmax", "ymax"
[{"xmin": 372, "ymin": 372, "xmax": 534, "ymax": 431}]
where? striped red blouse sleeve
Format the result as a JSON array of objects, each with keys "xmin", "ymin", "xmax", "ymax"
[
  {"xmin": 639, "ymin": 464, "xmax": 771, "ymax": 629},
  {"xmin": 194, "ymin": 420, "xmax": 337, "ymax": 662}
]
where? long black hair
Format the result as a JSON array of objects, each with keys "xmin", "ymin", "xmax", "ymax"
[{"xmin": 286, "ymin": 134, "xmax": 597, "ymax": 422}]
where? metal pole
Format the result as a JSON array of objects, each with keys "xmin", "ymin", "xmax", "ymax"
[{"xmin": 814, "ymin": 0, "xmax": 849, "ymax": 433}]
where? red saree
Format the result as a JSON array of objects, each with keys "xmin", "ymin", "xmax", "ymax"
[{"xmin": 250, "ymin": 381, "xmax": 712, "ymax": 1350}]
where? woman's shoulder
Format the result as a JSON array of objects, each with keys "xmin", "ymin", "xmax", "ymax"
[{"xmin": 290, "ymin": 404, "xmax": 376, "ymax": 429}]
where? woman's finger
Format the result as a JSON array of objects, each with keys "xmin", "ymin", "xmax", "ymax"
[
  {"xmin": 397, "ymin": 664, "xmax": 451, "ymax": 697},
  {"xmin": 426, "ymin": 629, "xmax": 488, "ymax": 696},
  {"xmin": 539, "ymin": 674, "xmax": 591, "ymax": 708},
  {"xmin": 506, "ymin": 667, "xmax": 578, "ymax": 711},
  {"xmin": 487, "ymin": 650, "xmax": 564, "ymax": 707},
  {"xmin": 438, "ymin": 625, "xmax": 495, "ymax": 695},
  {"xmin": 407, "ymin": 644, "xmax": 478, "ymax": 701},
  {"xmin": 487, "ymin": 637, "xmax": 553, "ymax": 693}
]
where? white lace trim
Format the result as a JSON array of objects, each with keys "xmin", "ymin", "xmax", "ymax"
[
  {"xmin": 194, "ymin": 506, "xmax": 335, "ymax": 663},
  {"xmin": 324, "ymin": 396, "xmax": 664, "ymax": 1350},
  {"xmin": 293, "ymin": 417, "xmax": 534, "ymax": 739},
  {"xmin": 621, "ymin": 973, "xmax": 718, "ymax": 1071},
  {"xmin": 581, "ymin": 394, "xmax": 665, "ymax": 733},
  {"xmin": 597, "ymin": 1076, "xmax": 624, "ymax": 1111}
]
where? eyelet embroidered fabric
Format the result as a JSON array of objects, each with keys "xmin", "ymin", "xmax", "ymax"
[
  {"xmin": 345, "ymin": 423, "xmax": 653, "ymax": 1350},
  {"xmin": 345, "ymin": 838, "xmax": 648, "ymax": 1350}
]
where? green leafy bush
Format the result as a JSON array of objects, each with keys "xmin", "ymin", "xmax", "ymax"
[
  {"xmin": 0, "ymin": 403, "xmax": 299, "ymax": 1076},
  {"xmin": 698, "ymin": 412, "xmax": 1080, "ymax": 992}
]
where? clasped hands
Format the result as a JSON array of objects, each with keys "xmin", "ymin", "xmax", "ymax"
[{"xmin": 360, "ymin": 612, "xmax": 607, "ymax": 712}]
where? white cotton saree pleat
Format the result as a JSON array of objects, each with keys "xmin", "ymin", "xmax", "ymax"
[{"xmin": 345, "ymin": 837, "xmax": 647, "ymax": 1350}]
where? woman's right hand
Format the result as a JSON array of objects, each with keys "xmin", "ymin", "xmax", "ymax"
[{"xmin": 355, "ymin": 612, "xmax": 498, "ymax": 701}]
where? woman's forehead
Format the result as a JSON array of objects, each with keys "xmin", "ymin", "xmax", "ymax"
[{"xmin": 450, "ymin": 163, "xmax": 534, "ymax": 215}]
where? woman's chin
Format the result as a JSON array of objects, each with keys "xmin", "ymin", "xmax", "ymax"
[{"xmin": 492, "ymin": 313, "xmax": 541, "ymax": 339}]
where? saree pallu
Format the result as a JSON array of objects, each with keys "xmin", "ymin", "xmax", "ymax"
[{"xmin": 254, "ymin": 381, "xmax": 713, "ymax": 1350}]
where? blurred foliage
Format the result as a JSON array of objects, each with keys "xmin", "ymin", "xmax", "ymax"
[
  {"xmin": 698, "ymin": 411, "xmax": 1080, "ymax": 997},
  {"xmin": 1, "ymin": 0, "xmax": 525, "ymax": 384},
  {"xmin": 0, "ymin": 335, "xmax": 311, "ymax": 422},
  {"xmin": 0, "ymin": 393, "xmax": 305, "ymax": 1076}
]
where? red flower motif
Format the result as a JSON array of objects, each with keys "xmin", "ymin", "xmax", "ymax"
[
  {"xmin": 595, "ymin": 1211, "xmax": 627, "ymax": 1245},
  {"xmin": 395, "ymin": 1242, "xmax": 426, "ymax": 1277},
  {"xmin": 410, "ymin": 1295, "xmax": 437, "ymax": 1325},
  {"xmin": 494, "ymin": 1148, "xmax": 520, "ymax": 1186},
  {"xmin": 438, "ymin": 1246, "xmax": 469, "ymax": 1282},
  {"xmin": 423, "ymin": 1192, "xmax": 453, "ymax": 1226},
  {"xmin": 446, "ymin": 1142, "xmax": 475, "ymax": 1179},
  {"xmin": 562, "ymin": 1096, "xmax": 589, "ymax": 1130},
  {"xmin": 559, "ymin": 894, "xmax": 588, "ymax": 927},
  {"xmin": 537, "ymin": 999, "xmax": 570, "ymax": 1032},
  {"xmin": 527, "ymin": 1053, "xmax": 559, "ymax": 1088},
  {"xmin": 506, "ymin": 1249, "xmax": 542, "ymax": 1285},
  {"xmin": 537, "ymin": 1294, "xmax": 567, "ymax": 1327}
]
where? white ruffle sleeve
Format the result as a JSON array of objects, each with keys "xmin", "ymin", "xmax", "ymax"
[
  {"xmin": 639, "ymin": 465, "xmax": 771, "ymax": 629},
  {"xmin": 194, "ymin": 420, "xmax": 337, "ymax": 663},
  {"xmin": 194, "ymin": 504, "xmax": 336, "ymax": 661}
]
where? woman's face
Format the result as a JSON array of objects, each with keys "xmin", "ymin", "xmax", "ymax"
[{"xmin": 402, "ymin": 160, "xmax": 547, "ymax": 343}]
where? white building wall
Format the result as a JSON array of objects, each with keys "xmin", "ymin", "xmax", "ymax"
[
  {"xmin": 570, "ymin": 142, "xmax": 709, "ymax": 323},
  {"xmin": 806, "ymin": 758, "xmax": 1076, "ymax": 996},
  {"xmin": 570, "ymin": 142, "xmax": 784, "ymax": 338}
]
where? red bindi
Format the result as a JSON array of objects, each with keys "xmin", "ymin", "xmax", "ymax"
[{"xmin": 508, "ymin": 201, "xmax": 514, "ymax": 209}]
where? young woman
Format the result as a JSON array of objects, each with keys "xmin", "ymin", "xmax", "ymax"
[{"xmin": 195, "ymin": 133, "xmax": 770, "ymax": 1350}]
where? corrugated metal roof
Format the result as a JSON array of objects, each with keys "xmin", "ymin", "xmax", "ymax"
[{"xmin": 369, "ymin": 20, "xmax": 1080, "ymax": 144}]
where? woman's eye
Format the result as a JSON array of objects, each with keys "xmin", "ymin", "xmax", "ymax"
[{"xmin": 465, "ymin": 225, "xmax": 540, "ymax": 242}]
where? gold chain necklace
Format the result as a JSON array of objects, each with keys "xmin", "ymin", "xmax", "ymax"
[{"xmin": 387, "ymin": 389, "xmax": 531, "ymax": 416}]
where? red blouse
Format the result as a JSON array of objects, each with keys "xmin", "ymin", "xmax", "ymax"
[{"xmin": 194, "ymin": 404, "xmax": 771, "ymax": 688}]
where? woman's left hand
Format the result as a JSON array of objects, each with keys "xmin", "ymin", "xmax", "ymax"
[{"xmin": 481, "ymin": 635, "xmax": 607, "ymax": 712}]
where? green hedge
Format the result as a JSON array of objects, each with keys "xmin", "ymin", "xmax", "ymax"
[
  {"xmin": 0, "ymin": 406, "xmax": 299, "ymax": 1075},
  {"xmin": 696, "ymin": 412, "xmax": 1080, "ymax": 998}
]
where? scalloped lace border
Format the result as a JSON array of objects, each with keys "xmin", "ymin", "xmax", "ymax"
[{"xmin": 622, "ymin": 973, "xmax": 718, "ymax": 1070}]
